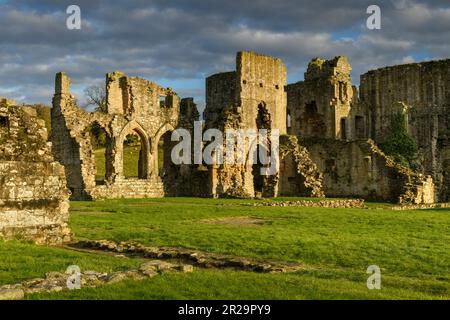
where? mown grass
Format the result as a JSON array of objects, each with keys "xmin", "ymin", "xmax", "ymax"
[
  {"xmin": 95, "ymin": 145, "xmax": 164, "ymax": 180},
  {"xmin": 70, "ymin": 198, "xmax": 450, "ymax": 280},
  {"xmin": 0, "ymin": 240, "xmax": 144, "ymax": 285},
  {"xmin": 28, "ymin": 268, "xmax": 446, "ymax": 300},
  {"xmin": 2, "ymin": 197, "xmax": 449, "ymax": 299},
  {"xmin": 95, "ymin": 146, "xmax": 142, "ymax": 179}
]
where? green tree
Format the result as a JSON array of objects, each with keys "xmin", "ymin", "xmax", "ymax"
[
  {"xmin": 89, "ymin": 122, "xmax": 106, "ymax": 149},
  {"xmin": 380, "ymin": 112, "xmax": 417, "ymax": 167}
]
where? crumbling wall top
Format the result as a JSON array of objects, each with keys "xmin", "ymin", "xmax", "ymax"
[
  {"xmin": 305, "ymin": 56, "xmax": 351, "ymax": 81},
  {"xmin": 106, "ymin": 71, "xmax": 179, "ymax": 116},
  {"xmin": 0, "ymin": 103, "xmax": 52, "ymax": 162},
  {"xmin": 55, "ymin": 72, "xmax": 71, "ymax": 95}
]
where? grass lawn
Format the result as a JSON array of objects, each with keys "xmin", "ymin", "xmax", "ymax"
[
  {"xmin": 0, "ymin": 240, "xmax": 144, "ymax": 286},
  {"xmin": 94, "ymin": 145, "xmax": 164, "ymax": 180},
  {"xmin": 1, "ymin": 197, "xmax": 449, "ymax": 299},
  {"xmin": 28, "ymin": 269, "xmax": 444, "ymax": 300}
]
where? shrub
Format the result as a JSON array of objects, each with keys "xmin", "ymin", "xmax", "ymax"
[{"xmin": 380, "ymin": 112, "xmax": 417, "ymax": 167}]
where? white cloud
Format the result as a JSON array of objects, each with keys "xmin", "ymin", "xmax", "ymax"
[{"xmin": 0, "ymin": 0, "xmax": 449, "ymax": 104}]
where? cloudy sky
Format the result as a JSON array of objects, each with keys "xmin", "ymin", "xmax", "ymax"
[{"xmin": 0, "ymin": 0, "xmax": 449, "ymax": 109}]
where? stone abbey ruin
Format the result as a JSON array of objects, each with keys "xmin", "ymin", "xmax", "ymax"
[{"xmin": 1, "ymin": 51, "xmax": 449, "ymax": 243}]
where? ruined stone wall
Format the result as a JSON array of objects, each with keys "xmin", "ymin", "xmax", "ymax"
[
  {"xmin": 204, "ymin": 51, "xmax": 291, "ymax": 198},
  {"xmin": 300, "ymin": 138, "xmax": 434, "ymax": 203},
  {"xmin": 279, "ymin": 135, "xmax": 324, "ymax": 197},
  {"xmin": 166, "ymin": 97, "xmax": 211, "ymax": 197},
  {"xmin": 360, "ymin": 60, "xmax": 450, "ymax": 201},
  {"xmin": 287, "ymin": 57, "xmax": 363, "ymax": 140},
  {"xmin": 286, "ymin": 56, "xmax": 437, "ymax": 203},
  {"xmin": 204, "ymin": 72, "xmax": 237, "ymax": 127},
  {"xmin": 237, "ymin": 51, "xmax": 287, "ymax": 135},
  {"xmin": 52, "ymin": 72, "xmax": 194, "ymax": 200},
  {"xmin": 0, "ymin": 98, "xmax": 71, "ymax": 244}
]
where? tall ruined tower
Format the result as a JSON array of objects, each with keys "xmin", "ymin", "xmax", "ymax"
[
  {"xmin": 204, "ymin": 51, "xmax": 287, "ymax": 197},
  {"xmin": 205, "ymin": 51, "xmax": 287, "ymax": 133},
  {"xmin": 286, "ymin": 56, "xmax": 362, "ymax": 140}
]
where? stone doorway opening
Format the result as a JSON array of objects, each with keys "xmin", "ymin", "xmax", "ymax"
[
  {"xmin": 252, "ymin": 144, "xmax": 269, "ymax": 195},
  {"xmin": 158, "ymin": 130, "xmax": 180, "ymax": 177},
  {"xmin": 252, "ymin": 102, "xmax": 277, "ymax": 197},
  {"xmin": 123, "ymin": 129, "xmax": 148, "ymax": 179},
  {"xmin": 88, "ymin": 121, "xmax": 108, "ymax": 185}
]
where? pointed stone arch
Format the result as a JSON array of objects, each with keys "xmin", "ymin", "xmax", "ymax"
[
  {"xmin": 152, "ymin": 123, "xmax": 176, "ymax": 177},
  {"xmin": 117, "ymin": 120, "xmax": 150, "ymax": 179}
]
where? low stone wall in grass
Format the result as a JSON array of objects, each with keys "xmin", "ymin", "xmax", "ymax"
[
  {"xmin": 391, "ymin": 203, "xmax": 450, "ymax": 211},
  {"xmin": 236, "ymin": 199, "xmax": 366, "ymax": 209},
  {"xmin": 0, "ymin": 239, "xmax": 305, "ymax": 300},
  {"xmin": 73, "ymin": 240, "xmax": 304, "ymax": 273},
  {"xmin": 0, "ymin": 259, "xmax": 193, "ymax": 300}
]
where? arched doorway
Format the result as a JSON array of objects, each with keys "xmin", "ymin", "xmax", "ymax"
[
  {"xmin": 252, "ymin": 144, "xmax": 270, "ymax": 194},
  {"xmin": 88, "ymin": 121, "xmax": 108, "ymax": 185},
  {"xmin": 158, "ymin": 130, "xmax": 174, "ymax": 178},
  {"xmin": 252, "ymin": 102, "xmax": 275, "ymax": 197},
  {"xmin": 121, "ymin": 128, "xmax": 149, "ymax": 179},
  {"xmin": 153, "ymin": 124, "xmax": 180, "ymax": 194}
]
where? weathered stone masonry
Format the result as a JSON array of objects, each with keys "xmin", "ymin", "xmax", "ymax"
[
  {"xmin": 287, "ymin": 56, "xmax": 436, "ymax": 203},
  {"xmin": 51, "ymin": 72, "xmax": 200, "ymax": 200},
  {"xmin": 360, "ymin": 60, "xmax": 450, "ymax": 201},
  {"xmin": 49, "ymin": 51, "xmax": 445, "ymax": 203},
  {"xmin": 0, "ymin": 98, "xmax": 71, "ymax": 244},
  {"xmin": 204, "ymin": 52, "xmax": 324, "ymax": 198},
  {"xmin": 1, "ymin": 51, "xmax": 446, "ymax": 247}
]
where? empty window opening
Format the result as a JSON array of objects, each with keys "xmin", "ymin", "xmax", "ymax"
[
  {"xmin": 287, "ymin": 111, "xmax": 292, "ymax": 130},
  {"xmin": 0, "ymin": 116, "xmax": 9, "ymax": 129},
  {"xmin": 305, "ymin": 101, "xmax": 318, "ymax": 115},
  {"xmin": 256, "ymin": 102, "xmax": 271, "ymax": 130},
  {"xmin": 340, "ymin": 118, "xmax": 347, "ymax": 140},
  {"xmin": 338, "ymin": 82, "xmax": 347, "ymax": 101},
  {"xmin": 159, "ymin": 96, "xmax": 166, "ymax": 108}
]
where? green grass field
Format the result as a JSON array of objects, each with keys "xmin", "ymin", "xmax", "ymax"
[
  {"xmin": 1, "ymin": 197, "xmax": 449, "ymax": 300},
  {"xmin": 94, "ymin": 145, "xmax": 164, "ymax": 180},
  {"xmin": 95, "ymin": 146, "xmax": 142, "ymax": 179}
]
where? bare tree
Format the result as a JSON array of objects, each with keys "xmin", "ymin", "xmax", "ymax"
[{"xmin": 84, "ymin": 85, "xmax": 107, "ymax": 113}]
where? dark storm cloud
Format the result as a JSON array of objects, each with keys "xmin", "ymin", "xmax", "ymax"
[{"xmin": 0, "ymin": 0, "xmax": 449, "ymax": 105}]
